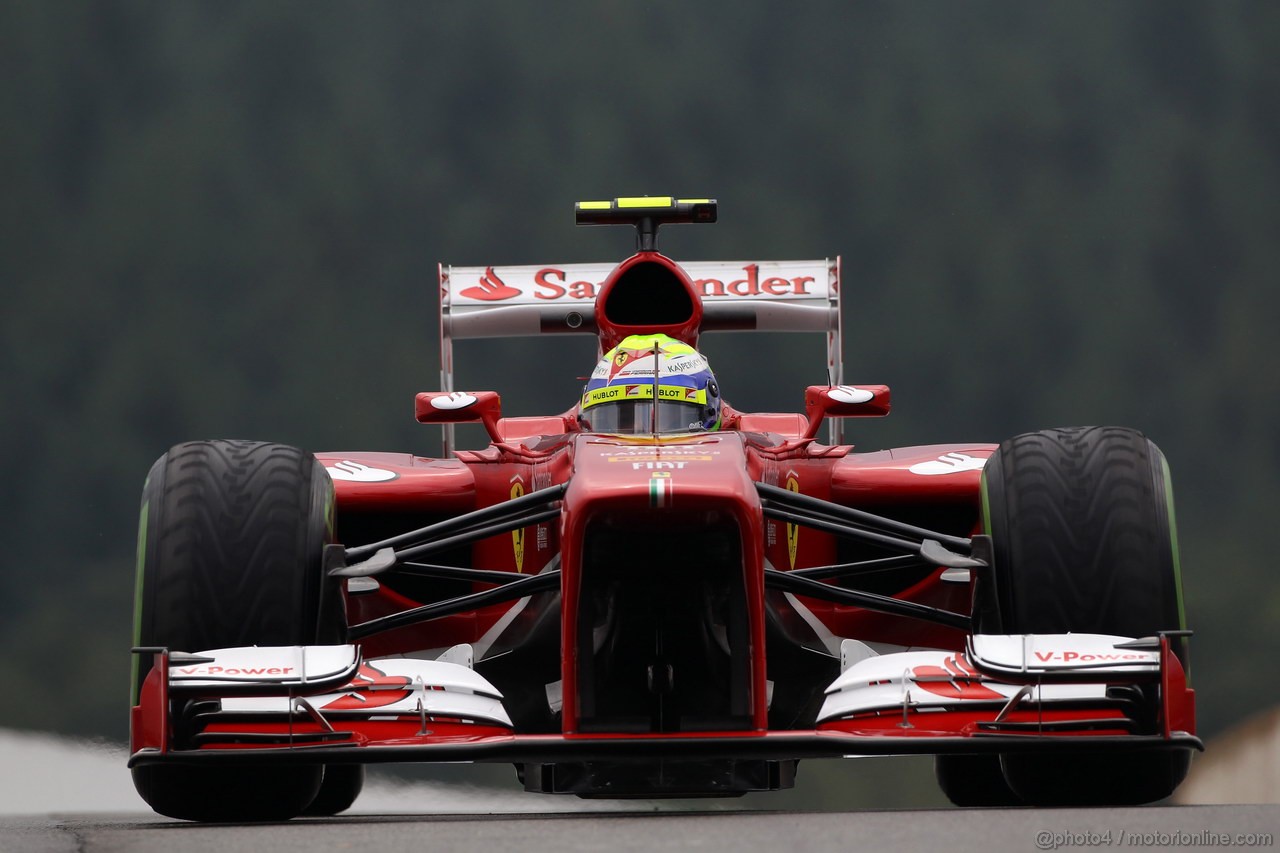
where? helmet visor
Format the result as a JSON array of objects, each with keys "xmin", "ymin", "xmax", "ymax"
[{"xmin": 580, "ymin": 400, "xmax": 707, "ymax": 435}]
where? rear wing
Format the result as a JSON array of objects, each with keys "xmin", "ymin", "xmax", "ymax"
[{"xmin": 439, "ymin": 258, "xmax": 843, "ymax": 394}]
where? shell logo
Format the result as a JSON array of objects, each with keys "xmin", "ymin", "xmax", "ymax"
[{"xmin": 785, "ymin": 473, "xmax": 800, "ymax": 569}]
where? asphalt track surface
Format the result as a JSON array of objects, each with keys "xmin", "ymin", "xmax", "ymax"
[
  {"xmin": 1, "ymin": 731, "xmax": 1275, "ymax": 850},
  {"xmin": 2, "ymin": 805, "xmax": 1275, "ymax": 853}
]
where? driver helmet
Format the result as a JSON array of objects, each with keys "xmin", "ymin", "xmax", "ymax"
[{"xmin": 579, "ymin": 334, "xmax": 722, "ymax": 434}]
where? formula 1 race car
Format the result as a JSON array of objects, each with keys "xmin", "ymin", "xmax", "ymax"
[{"xmin": 129, "ymin": 197, "xmax": 1198, "ymax": 821}]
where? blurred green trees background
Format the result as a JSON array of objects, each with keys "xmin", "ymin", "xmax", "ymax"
[{"xmin": 2, "ymin": 0, "xmax": 1277, "ymax": 777}]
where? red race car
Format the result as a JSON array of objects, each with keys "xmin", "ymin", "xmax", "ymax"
[{"xmin": 130, "ymin": 197, "xmax": 1197, "ymax": 821}]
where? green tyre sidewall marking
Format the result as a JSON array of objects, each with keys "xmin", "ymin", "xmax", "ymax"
[
  {"xmin": 1160, "ymin": 453, "xmax": 1187, "ymax": 633},
  {"xmin": 977, "ymin": 454, "xmax": 1006, "ymax": 632},
  {"xmin": 131, "ymin": 452, "xmax": 168, "ymax": 704},
  {"xmin": 1156, "ymin": 448, "xmax": 1190, "ymax": 683},
  {"xmin": 130, "ymin": 497, "xmax": 149, "ymax": 704}
]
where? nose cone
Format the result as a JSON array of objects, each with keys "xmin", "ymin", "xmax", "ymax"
[{"xmin": 564, "ymin": 432, "xmax": 756, "ymax": 522}]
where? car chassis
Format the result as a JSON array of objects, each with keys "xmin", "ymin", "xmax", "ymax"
[{"xmin": 130, "ymin": 198, "xmax": 1198, "ymax": 819}]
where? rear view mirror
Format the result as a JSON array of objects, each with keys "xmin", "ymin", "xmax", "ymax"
[
  {"xmin": 415, "ymin": 391, "xmax": 503, "ymax": 443},
  {"xmin": 803, "ymin": 385, "xmax": 891, "ymax": 440}
]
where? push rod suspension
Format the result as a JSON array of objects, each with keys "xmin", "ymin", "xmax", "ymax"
[
  {"xmin": 345, "ymin": 483, "xmax": 568, "ymax": 561},
  {"xmin": 765, "ymin": 569, "xmax": 971, "ymax": 630},
  {"xmin": 349, "ymin": 571, "xmax": 560, "ymax": 640},
  {"xmin": 755, "ymin": 481, "xmax": 973, "ymax": 553}
]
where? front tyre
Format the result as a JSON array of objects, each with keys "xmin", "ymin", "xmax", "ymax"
[
  {"xmin": 1000, "ymin": 750, "xmax": 1192, "ymax": 808},
  {"xmin": 131, "ymin": 440, "xmax": 345, "ymax": 822},
  {"xmin": 978, "ymin": 426, "xmax": 1189, "ymax": 806},
  {"xmin": 132, "ymin": 764, "xmax": 324, "ymax": 823},
  {"xmin": 302, "ymin": 765, "xmax": 366, "ymax": 816},
  {"xmin": 980, "ymin": 426, "xmax": 1184, "ymax": 645},
  {"xmin": 934, "ymin": 754, "xmax": 1021, "ymax": 807}
]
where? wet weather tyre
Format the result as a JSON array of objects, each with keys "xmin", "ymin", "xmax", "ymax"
[
  {"xmin": 130, "ymin": 440, "xmax": 343, "ymax": 822},
  {"xmin": 979, "ymin": 426, "xmax": 1184, "ymax": 644},
  {"xmin": 934, "ymin": 755, "xmax": 1022, "ymax": 807},
  {"xmin": 301, "ymin": 765, "xmax": 365, "ymax": 816},
  {"xmin": 979, "ymin": 426, "xmax": 1189, "ymax": 806},
  {"xmin": 131, "ymin": 764, "xmax": 324, "ymax": 823},
  {"xmin": 1000, "ymin": 749, "xmax": 1192, "ymax": 808}
]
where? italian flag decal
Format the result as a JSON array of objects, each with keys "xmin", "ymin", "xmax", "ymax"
[{"xmin": 649, "ymin": 472, "xmax": 673, "ymax": 508}]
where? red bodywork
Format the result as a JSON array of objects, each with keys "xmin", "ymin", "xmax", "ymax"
[
  {"xmin": 130, "ymin": 238, "xmax": 1197, "ymax": 797},
  {"xmin": 318, "ymin": 437, "xmax": 987, "ymax": 672}
]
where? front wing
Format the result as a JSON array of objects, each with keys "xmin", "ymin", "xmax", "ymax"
[{"xmin": 130, "ymin": 633, "xmax": 1199, "ymax": 774}]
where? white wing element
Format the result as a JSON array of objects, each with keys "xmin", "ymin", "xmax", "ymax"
[
  {"xmin": 967, "ymin": 633, "xmax": 1161, "ymax": 678},
  {"xmin": 436, "ymin": 258, "xmax": 843, "ymax": 452},
  {"xmin": 213, "ymin": 655, "xmax": 514, "ymax": 729},
  {"xmin": 439, "ymin": 259, "xmax": 842, "ymax": 375},
  {"xmin": 818, "ymin": 649, "xmax": 1107, "ymax": 726},
  {"xmin": 169, "ymin": 645, "xmax": 362, "ymax": 692}
]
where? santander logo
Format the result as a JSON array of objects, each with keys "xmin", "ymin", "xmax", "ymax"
[{"xmin": 459, "ymin": 267, "xmax": 522, "ymax": 301}]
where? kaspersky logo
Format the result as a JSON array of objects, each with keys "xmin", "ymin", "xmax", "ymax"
[{"xmin": 460, "ymin": 267, "xmax": 522, "ymax": 301}]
